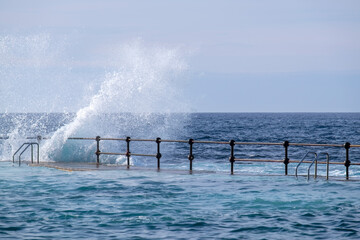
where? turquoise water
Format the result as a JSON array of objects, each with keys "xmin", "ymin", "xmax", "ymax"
[
  {"xmin": 1, "ymin": 161, "xmax": 360, "ymax": 239},
  {"xmin": 1, "ymin": 113, "xmax": 360, "ymax": 239},
  {"xmin": 2, "ymin": 35, "xmax": 359, "ymax": 239}
]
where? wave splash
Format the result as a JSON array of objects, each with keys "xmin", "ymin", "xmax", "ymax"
[
  {"xmin": 0, "ymin": 35, "xmax": 189, "ymax": 163},
  {"xmin": 42, "ymin": 41, "xmax": 189, "ymax": 162}
]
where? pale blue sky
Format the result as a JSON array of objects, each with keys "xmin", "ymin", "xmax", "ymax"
[{"xmin": 0, "ymin": 0, "xmax": 359, "ymax": 112}]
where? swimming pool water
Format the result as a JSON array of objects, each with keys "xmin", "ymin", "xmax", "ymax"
[
  {"xmin": 1, "ymin": 161, "xmax": 359, "ymax": 239},
  {"xmin": 1, "ymin": 113, "xmax": 360, "ymax": 239}
]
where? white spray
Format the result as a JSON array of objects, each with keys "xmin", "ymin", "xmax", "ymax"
[{"xmin": 41, "ymin": 40, "xmax": 188, "ymax": 162}]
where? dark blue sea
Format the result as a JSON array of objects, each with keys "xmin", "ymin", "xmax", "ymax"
[{"xmin": 1, "ymin": 113, "xmax": 360, "ymax": 239}]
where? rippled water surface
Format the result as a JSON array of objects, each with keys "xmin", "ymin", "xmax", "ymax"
[
  {"xmin": 1, "ymin": 162, "xmax": 360, "ymax": 239},
  {"xmin": 1, "ymin": 113, "xmax": 360, "ymax": 239}
]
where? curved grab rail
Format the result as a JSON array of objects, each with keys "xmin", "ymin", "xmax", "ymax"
[
  {"xmin": 307, "ymin": 152, "xmax": 330, "ymax": 180},
  {"xmin": 295, "ymin": 152, "xmax": 317, "ymax": 178},
  {"xmin": 18, "ymin": 144, "xmax": 31, "ymax": 166},
  {"xmin": 318, "ymin": 152, "xmax": 330, "ymax": 180},
  {"xmin": 13, "ymin": 142, "xmax": 39, "ymax": 166},
  {"xmin": 12, "ymin": 143, "xmax": 29, "ymax": 163}
]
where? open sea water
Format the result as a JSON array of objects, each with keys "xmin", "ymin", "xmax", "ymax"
[{"xmin": 1, "ymin": 113, "xmax": 360, "ymax": 239}]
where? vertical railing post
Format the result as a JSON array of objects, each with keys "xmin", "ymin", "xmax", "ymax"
[
  {"xmin": 95, "ymin": 136, "xmax": 101, "ymax": 165},
  {"xmin": 188, "ymin": 139, "xmax": 194, "ymax": 172},
  {"xmin": 344, "ymin": 142, "xmax": 351, "ymax": 180},
  {"xmin": 126, "ymin": 137, "xmax": 131, "ymax": 169},
  {"xmin": 283, "ymin": 141, "xmax": 290, "ymax": 175},
  {"xmin": 229, "ymin": 140, "xmax": 235, "ymax": 175},
  {"xmin": 31, "ymin": 144, "xmax": 34, "ymax": 164},
  {"xmin": 156, "ymin": 138, "xmax": 162, "ymax": 170},
  {"xmin": 36, "ymin": 143, "xmax": 39, "ymax": 164},
  {"xmin": 314, "ymin": 155, "xmax": 318, "ymax": 179},
  {"xmin": 36, "ymin": 136, "xmax": 41, "ymax": 164}
]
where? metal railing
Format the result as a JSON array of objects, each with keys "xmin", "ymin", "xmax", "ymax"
[
  {"xmin": 64, "ymin": 136, "xmax": 360, "ymax": 180},
  {"xmin": 12, "ymin": 142, "xmax": 39, "ymax": 166},
  {"xmin": 295, "ymin": 152, "xmax": 317, "ymax": 179},
  {"xmin": 4, "ymin": 135, "xmax": 360, "ymax": 180},
  {"xmin": 295, "ymin": 152, "xmax": 331, "ymax": 180},
  {"xmin": 316, "ymin": 152, "xmax": 330, "ymax": 180}
]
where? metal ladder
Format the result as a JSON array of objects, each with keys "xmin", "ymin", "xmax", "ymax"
[
  {"xmin": 12, "ymin": 142, "xmax": 39, "ymax": 166},
  {"xmin": 295, "ymin": 151, "xmax": 330, "ymax": 180}
]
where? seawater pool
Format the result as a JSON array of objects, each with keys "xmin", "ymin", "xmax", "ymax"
[
  {"xmin": 1, "ymin": 161, "xmax": 359, "ymax": 239},
  {"xmin": 2, "ymin": 34, "xmax": 360, "ymax": 239},
  {"xmin": 1, "ymin": 113, "xmax": 360, "ymax": 239}
]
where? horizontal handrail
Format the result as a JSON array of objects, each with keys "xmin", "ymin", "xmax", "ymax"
[
  {"xmin": 235, "ymin": 142, "xmax": 283, "ymax": 146},
  {"xmin": 3, "ymin": 135, "xmax": 360, "ymax": 148},
  {"xmin": 4, "ymin": 135, "xmax": 360, "ymax": 179},
  {"xmin": 289, "ymin": 143, "xmax": 343, "ymax": 147},
  {"xmin": 235, "ymin": 159, "xmax": 284, "ymax": 163},
  {"xmin": 100, "ymin": 138, "xmax": 127, "ymax": 141},
  {"xmin": 193, "ymin": 140, "xmax": 228, "ymax": 144},
  {"xmin": 235, "ymin": 158, "xmax": 360, "ymax": 165},
  {"xmin": 100, "ymin": 152, "xmax": 157, "ymax": 158},
  {"xmin": 131, "ymin": 153, "xmax": 157, "ymax": 157},
  {"xmin": 99, "ymin": 152, "xmax": 125, "ymax": 156},
  {"xmin": 130, "ymin": 139, "xmax": 158, "ymax": 142},
  {"xmin": 68, "ymin": 137, "xmax": 96, "ymax": 140},
  {"xmin": 160, "ymin": 139, "xmax": 188, "ymax": 143}
]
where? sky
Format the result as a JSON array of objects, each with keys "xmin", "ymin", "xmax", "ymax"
[{"xmin": 0, "ymin": 0, "xmax": 359, "ymax": 112}]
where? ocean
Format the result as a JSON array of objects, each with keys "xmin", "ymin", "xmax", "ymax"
[{"xmin": 1, "ymin": 112, "xmax": 360, "ymax": 239}]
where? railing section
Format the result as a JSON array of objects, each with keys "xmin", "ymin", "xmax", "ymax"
[
  {"xmin": 67, "ymin": 136, "xmax": 360, "ymax": 180},
  {"xmin": 3, "ymin": 136, "xmax": 359, "ymax": 180}
]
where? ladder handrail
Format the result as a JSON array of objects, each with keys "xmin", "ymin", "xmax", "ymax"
[
  {"xmin": 295, "ymin": 151, "xmax": 317, "ymax": 178},
  {"xmin": 13, "ymin": 142, "xmax": 39, "ymax": 166},
  {"xmin": 18, "ymin": 144, "xmax": 31, "ymax": 166},
  {"xmin": 316, "ymin": 152, "xmax": 330, "ymax": 180},
  {"xmin": 32, "ymin": 142, "xmax": 40, "ymax": 164},
  {"xmin": 12, "ymin": 143, "xmax": 28, "ymax": 163},
  {"xmin": 307, "ymin": 154, "xmax": 319, "ymax": 180},
  {"xmin": 307, "ymin": 152, "xmax": 330, "ymax": 180}
]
